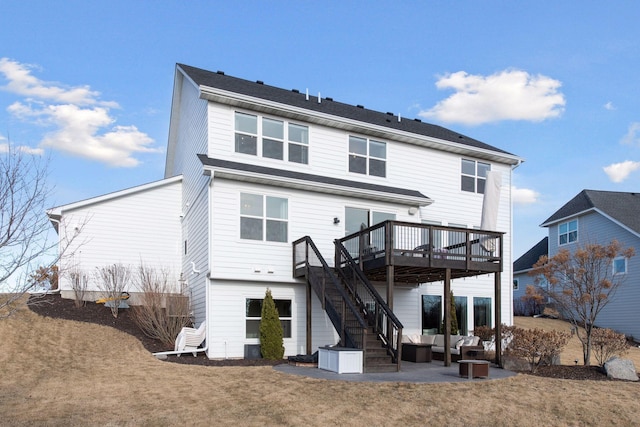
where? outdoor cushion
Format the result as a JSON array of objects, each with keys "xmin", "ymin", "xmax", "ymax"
[{"xmin": 420, "ymin": 335, "xmax": 436, "ymax": 345}]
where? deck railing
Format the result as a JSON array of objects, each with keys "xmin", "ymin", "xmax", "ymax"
[{"xmin": 339, "ymin": 220, "xmax": 503, "ymax": 268}]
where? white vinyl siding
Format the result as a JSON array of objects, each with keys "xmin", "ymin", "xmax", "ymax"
[{"xmin": 57, "ymin": 179, "xmax": 183, "ymax": 294}]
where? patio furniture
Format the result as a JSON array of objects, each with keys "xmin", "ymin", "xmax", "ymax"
[
  {"xmin": 175, "ymin": 322, "xmax": 206, "ymax": 357},
  {"xmin": 401, "ymin": 342, "xmax": 433, "ymax": 363},
  {"xmin": 458, "ymin": 360, "xmax": 490, "ymax": 379}
]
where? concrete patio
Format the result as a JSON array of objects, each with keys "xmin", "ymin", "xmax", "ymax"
[{"xmin": 274, "ymin": 360, "xmax": 518, "ymax": 383}]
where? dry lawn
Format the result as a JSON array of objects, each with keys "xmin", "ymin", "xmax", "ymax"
[{"xmin": 1, "ymin": 306, "xmax": 639, "ymax": 427}]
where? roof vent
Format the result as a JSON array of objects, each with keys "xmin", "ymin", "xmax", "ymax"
[
  {"xmin": 414, "ymin": 118, "xmax": 422, "ymax": 122},
  {"xmin": 398, "ymin": 113, "xmax": 401, "ymax": 122},
  {"xmin": 357, "ymin": 105, "xmax": 364, "ymax": 109},
  {"xmin": 292, "ymin": 89, "xmax": 299, "ymax": 93},
  {"xmin": 326, "ymin": 97, "xmax": 333, "ymax": 101},
  {"xmin": 256, "ymin": 80, "xmax": 264, "ymax": 85},
  {"xmin": 216, "ymin": 70, "xmax": 225, "ymax": 75},
  {"xmin": 386, "ymin": 112, "xmax": 393, "ymax": 116},
  {"xmin": 458, "ymin": 135, "xmax": 464, "ymax": 139}
]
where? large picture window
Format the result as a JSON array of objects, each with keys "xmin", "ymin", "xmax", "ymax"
[
  {"xmin": 461, "ymin": 159, "xmax": 490, "ymax": 193},
  {"xmin": 473, "ymin": 297, "xmax": 492, "ymax": 330},
  {"xmin": 348, "ymin": 136, "xmax": 386, "ymax": 177},
  {"xmin": 455, "ymin": 296, "xmax": 468, "ymax": 335},
  {"xmin": 240, "ymin": 193, "xmax": 288, "ymax": 242},
  {"xmin": 558, "ymin": 219, "xmax": 578, "ymax": 245},
  {"xmin": 422, "ymin": 295, "xmax": 442, "ymax": 335},
  {"xmin": 235, "ymin": 112, "xmax": 308, "ymax": 164},
  {"xmin": 245, "ymin": 298, "xmax": 292, "ymax": 338}
]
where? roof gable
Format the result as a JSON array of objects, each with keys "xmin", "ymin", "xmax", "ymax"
[
  {"xmin": 513, "ymin": 237, "xmax": 548, "ymax": 272},
  {"xmin": 177, "ymin": 64, "xmax": 519, "ymax": 163},
  {"xmin": 541, "ymin": 190, "xmax": 640, "ymax": 234}
]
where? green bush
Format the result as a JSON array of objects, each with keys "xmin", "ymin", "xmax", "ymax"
[
  {"xmin": 439, "ymin": 291, "xmax": 458, "ymax": 335},
  {"xmin": 259, "ymin": 288, "xmax": 284, "ymax": 360}
]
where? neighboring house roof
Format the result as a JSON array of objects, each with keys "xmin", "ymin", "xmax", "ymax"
[
  {"xmin": 540, "ymin": 190, "xmax": 640, "ymax": 235},
  {"xmin": 198, "ymin": 155, "xmax": 432, "ymax": 207},
  {"xmin": 513, "ymin": 237, "xmax": 548, "ymax": 273},
  {"xmin": 176, "ymin": 64, "xmax": 521, "ymax": 165}
]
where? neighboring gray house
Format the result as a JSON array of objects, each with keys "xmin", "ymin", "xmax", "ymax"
[
  {"xmin": 512, "ymin": 237, "xmax": 548, "ymax": 315},
  {"xmin": 519, "ymin": 190, "xmax": 640, "ymax": 338}
]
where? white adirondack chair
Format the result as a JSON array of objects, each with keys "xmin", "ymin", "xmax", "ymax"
[{"xmin": 174, "ymin": 322, "xmax": 206, "ymax": 357}]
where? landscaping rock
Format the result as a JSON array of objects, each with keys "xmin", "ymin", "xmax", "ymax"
[
  {"xmin": 501, "ymin": 355, "xmax": 531, "ymax": 371},
  {"xmin": 604, "ymin": 357, "xmax": 639, "ymax": 381}
]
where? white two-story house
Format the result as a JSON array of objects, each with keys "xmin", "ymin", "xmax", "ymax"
[{"xmin": 49, "ymin": 64, "xmax": 522, "ymax": 371}]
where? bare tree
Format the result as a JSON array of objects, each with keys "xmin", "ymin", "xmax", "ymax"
[
  {"xmin": 68, "ymin": 266, "xmax": 89, "ymax": 308},
  {"xmin": 130, "ymin": 265, "xmax": 192, "ymax": 347},
  {"xmin": 0, "ymin": 143, "xmax": 88, "ymax": 318},
  {"xmin": 97, "ymin": 263, "xmax": 132, "ymax": 318},
  {"xmin": 532, "ymin": 240, "xmax": 635, "ymax": 365}
]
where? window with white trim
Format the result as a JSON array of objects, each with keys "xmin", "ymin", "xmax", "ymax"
[
  {"xmin": 348, "ymin": 136, "xmax": 386, "ymax": 177},
  {"xmin": 240, "ymin": 193, "xmax": 288, "ymax": 242},
  {"xmin": 245, "ymin": 298, "xmax": 292, "ymax": 338},
  {"xmin": 461, "ymin": 159, "xmax": 490, "ymax": 193},
  {"xmin": 558, "ymin": 219, "xmax": 578, "ymax": 245},
  {"xmin": 235, "ymin": 112, "xmax": 308, "ymax": 164},
  {"xmin": 613, "ymin": 257, "xmax": 627, "ymax": 275}
]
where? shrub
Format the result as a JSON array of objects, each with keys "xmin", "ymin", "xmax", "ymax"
[
  {"xmin": 473, "ymin": 325, "xmax": 494, "ymax": 343},
  {"xmin": 130, "ymin": 265, "xmax": 192, "ymax": 348},
  {"xmin": 591, "ymin": 328, "xmax": 628, "ymax": 367},
  {"xmin": 69, "ymin": 267, "xmax": 89, "ymax": 308},
  {"xmin": 439, "ymin": 291, "xmax": 458, "ymax": 335},
  {"xmin": 97, "ymin": 263, "xmax": 131, "ymax": 318},
  {"xmin": 506, "ymin": 327, "xmax": 571, "ymax": 373},
  {"xmin": 259, "ymin": 288, "xmax": 284, "ymax": 360}
]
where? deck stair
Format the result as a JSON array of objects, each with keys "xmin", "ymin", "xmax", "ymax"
[{"xmin": 293, "ymin": 236, "xmax": 403, "ymax": 373}]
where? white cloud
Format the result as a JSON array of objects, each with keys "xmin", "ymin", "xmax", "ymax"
[
  {"xmin": 604, "ymin": 101, "xmax": 615, "ymax": 110},
  {"xmin": 512, "ymin": 186, "xmax": 539, "ymax": 205},
  {"xmin": 420, "ymin": 69, "xmax": 566, "ymax": 125},
  {"xmin": 620, "ymin": 122, "xmax": 640, "ymax": 146},
  {"xmin": 0, "ymin": 58, "xmax": 157, "ymax": 167},
  {"xmin": 603, "ymin": 160, "xmax": 640, "ymax": 183}
]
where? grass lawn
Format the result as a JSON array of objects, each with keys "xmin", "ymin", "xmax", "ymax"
[{"xmin": 0, "ymin": 301, "xmax": 638, "ymax": 426}]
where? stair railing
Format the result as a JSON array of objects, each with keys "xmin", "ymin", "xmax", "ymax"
[
  {"xmin": 334, "ymin": 240, "xmax": 404, "ymax": 363},
  {"xmin": 293, "ymin": 236, "xmax": 367, "ymax": 349}
]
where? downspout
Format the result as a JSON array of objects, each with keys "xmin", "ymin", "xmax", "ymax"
[{"xmin": 508, "ymin": 159, "xmax": 524, "ymax": 325}]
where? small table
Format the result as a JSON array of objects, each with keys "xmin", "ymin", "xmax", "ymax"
[
  {"xmin": 402, "ymin": 343, "xmax": 433, "ymax": 363},
  {"xmin": 458, "ymin": 360, "xmax": 490, "ymax": 379}
]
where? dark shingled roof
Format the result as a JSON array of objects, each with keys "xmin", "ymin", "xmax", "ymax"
[
  {"xmin": 197, "ymin": 155, "xmax": 431, "ymax": 202},
  {"xmin": 178, "ymin": 64, "xmax": 515, "ymax": 158},
  {"xmin": 513, "ymin": 237, "xmax": 548, "ymax": 272},
  {"xmin": 541, "ymin": 190, "xmax": 640, "ymax": 234}
]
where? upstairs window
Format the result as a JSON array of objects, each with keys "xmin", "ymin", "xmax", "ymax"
[
  {"xmin": 613, "ymin": 257, "xmax": 627, "ymax": 275},
  {"xmin": 558, "ymin": 219, "xmax": 578, "ymax": 245},
  {"xmin": 235, "ymin": 112, "xmax": 258, "ymax": 155},
  {"xmin": 461, "ymin": 159, "xmax": 490, "ymax": 193},
  {"xmin": 235, "ymin": 112, "xmax": 308, "ymax": 164},
  {"xmin": 288, "ymin": 123, "xmax": 309, "ymax": 164},
  {"xmin": 240, "ymin": 193, "xmax": 288, "ymax": 242},
  {"xmin": 349, "ymin": 136, "xmax": 386, "ymax": 177}
]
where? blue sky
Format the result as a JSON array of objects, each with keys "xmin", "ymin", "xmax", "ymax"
[{"xmin": 1, "ymin": 1, "xmax": 640, "ymax": 259}]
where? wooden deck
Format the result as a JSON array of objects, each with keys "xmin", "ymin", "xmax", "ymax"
[{"xmin": 337, "ymin": 221, "xmax": 504, "ymax": 285}]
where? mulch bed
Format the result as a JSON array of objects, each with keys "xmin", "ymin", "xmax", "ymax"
[
  {"xmin": 28, "ymin": 294, "xmax": 283, "ymax": 367},
  {"xmin": 27, "ymin": 294, "xmax": 617, "ymax": 378}
]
